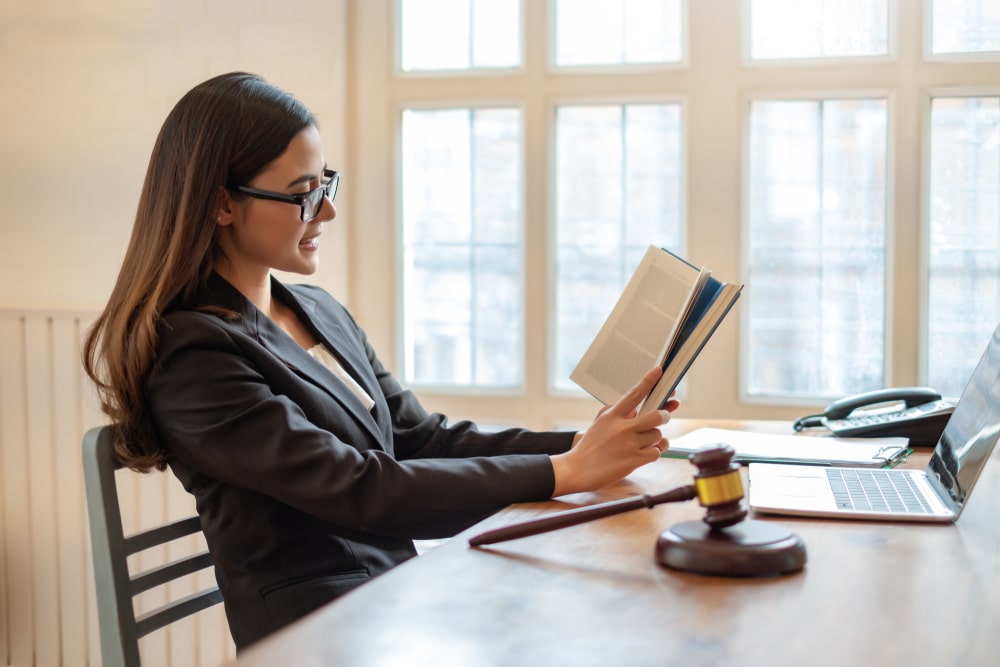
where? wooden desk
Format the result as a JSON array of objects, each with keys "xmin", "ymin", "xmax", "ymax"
[{"xmin": 230, "ymin": 420, "xmax": 1000, "ymax": 666}]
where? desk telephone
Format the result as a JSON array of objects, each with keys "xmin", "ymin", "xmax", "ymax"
[{"xmin": 793, "ymin": 386, "xmax": 955, "ymax": 447}]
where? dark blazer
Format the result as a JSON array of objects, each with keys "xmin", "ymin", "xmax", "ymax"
[{"xmin": 145, "ymin": 273, "xmax": 574, "ymax": 649}]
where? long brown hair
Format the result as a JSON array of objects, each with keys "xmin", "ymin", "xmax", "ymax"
[{"xmin": 83, "ymin": 72, "xmax": 316, "ymax": 472}]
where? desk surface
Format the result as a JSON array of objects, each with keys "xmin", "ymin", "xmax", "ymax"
[{"xmin": 230, "ymin": 419, "xmax": 1000, "ymax": 667}]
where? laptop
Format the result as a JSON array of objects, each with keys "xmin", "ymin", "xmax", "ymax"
[{"xmin": 748, "ymin": 323, "xmax": 1000, "ymax": 523}]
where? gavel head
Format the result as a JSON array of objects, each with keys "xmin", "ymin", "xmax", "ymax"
[{"xmin": 688, "ymin": 445, "xmax": 748, "ymax": 530}]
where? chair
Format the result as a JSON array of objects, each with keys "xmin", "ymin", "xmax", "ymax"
[{"xmin": 83, "ymin": 425, "xmax": 224, "ymax": 667}]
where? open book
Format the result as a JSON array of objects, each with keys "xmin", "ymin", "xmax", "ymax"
[{"xmin": 570, "ymin": 245, "xmax": 743, "ymax": 415}]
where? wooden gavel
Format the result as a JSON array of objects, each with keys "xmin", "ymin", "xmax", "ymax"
[{"xmin": 469, "ymin": 445, "xmax": 746, "ymax": 547}]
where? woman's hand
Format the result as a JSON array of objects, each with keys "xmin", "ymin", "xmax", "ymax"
[{"xmin": 550, "ymin": 367, "xmax": 679, "ymax": 497}]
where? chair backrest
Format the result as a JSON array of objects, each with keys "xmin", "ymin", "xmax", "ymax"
[{"xmin": 82, "ymin": 425, "xmax": 224, "ymax": 667}]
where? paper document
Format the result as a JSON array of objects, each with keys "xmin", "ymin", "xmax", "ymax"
[{"xmin": 663, "ymin": 427, "xmax": 910, "ymax": 468}]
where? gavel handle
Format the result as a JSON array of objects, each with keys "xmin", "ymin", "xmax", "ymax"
[{"xmin": 468, "ymin": 485, "xmax": 697, "ymax": 547}]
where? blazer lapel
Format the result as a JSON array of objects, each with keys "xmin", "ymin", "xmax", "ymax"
[
  {"xmin": 204, "ymin": 274, "xmax": 386, "ymax": 447},
  {"xmin": 276, "ymin": 288, "xmax": 368, "ymax": 382}
]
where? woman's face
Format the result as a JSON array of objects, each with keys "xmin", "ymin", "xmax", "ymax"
[{"xmin": 217, "ymin": 124, "xmax": 335, "ymax": 280}]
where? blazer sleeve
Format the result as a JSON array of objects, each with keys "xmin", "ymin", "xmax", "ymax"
[{"xmin": 146, "ymin": 309, "xmax": 570, "ymax": 539}]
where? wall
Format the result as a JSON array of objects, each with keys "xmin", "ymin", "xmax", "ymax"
[
  {"xmin": 0, "ymin": 0, "xmax": 349, "ymax": 310},
  {"xmin": 0, "ymin": 1, "xmax": 348, "ymax": 665}
]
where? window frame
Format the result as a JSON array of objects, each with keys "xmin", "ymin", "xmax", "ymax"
[
  {"xmin": 738, "ymin": 87, "xmax": 897, "ymax": 405},
  {"xmin": 346, "ymin": 0, "xmax": 1000, "ymax": 429},
  {"xmin": 547, "ymin": 0, "xmax": 691, "ymax": 73},
  {"xmin": 918, "ymin": 84, "xmax": 1000, "ymax": 389},
  {"xmin": 393, "ymin": 0, "xmax": 528, "ymax": 77},
  {"xmin": 741, "ymin": 0, "xmax": 899, "ymax": 67},
  {"xmin": 923, "ymin": 0, "xmax": 1000, "ymax": 62},
  {"xmin": 545, "ymin": 92, "xmax": 691, "ymax": 397},
  {"xmin": 393, "ymin": 97, "xmax": 531, "ymax": 395}
]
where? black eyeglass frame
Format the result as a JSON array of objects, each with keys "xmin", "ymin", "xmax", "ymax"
[{"xmin": 232, "ymin": 169, "xmax": 339, "ymax": 223}]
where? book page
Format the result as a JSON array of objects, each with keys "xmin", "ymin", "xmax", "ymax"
[{"xmin": 570, "ymin": 246, "xmax": 701, "ymax": 405}]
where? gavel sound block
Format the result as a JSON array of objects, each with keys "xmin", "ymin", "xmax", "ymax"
[
  {"xmin": 469, "ymin": 445, "xmax": 807, "ymax": 577},
  {"xmin": 655, "ymin": 446, "xmax": 806, "ymax": 576}
]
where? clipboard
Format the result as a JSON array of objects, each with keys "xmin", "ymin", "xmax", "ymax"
[{"xmin": 661, "ymin": 427, "xmax": 911, "ymax": 468}]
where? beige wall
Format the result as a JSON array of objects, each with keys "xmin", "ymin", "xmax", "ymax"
[
  {"xmin": 0, "ymin": 3, "xmax": 348, "ymax": 666},
  {"xmin": 0, "ymin": 0, "xmax": 349, "ymax": 312}
]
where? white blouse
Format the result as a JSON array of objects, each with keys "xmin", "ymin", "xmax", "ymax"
[{"xmin": 307, "ymin": 344, "xmax": 376, "ymax": 411}]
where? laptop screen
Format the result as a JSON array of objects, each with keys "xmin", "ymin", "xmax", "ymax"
[{"xmin": 928, "ymin": 324, "xmax": 1000, "ymax": 514}]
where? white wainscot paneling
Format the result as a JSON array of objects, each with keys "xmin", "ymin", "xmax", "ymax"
[{"xmin": 0, "ymin": 311, "xmax": 234, "ymax": 667}]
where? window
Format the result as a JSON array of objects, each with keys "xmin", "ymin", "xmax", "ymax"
[
  {"xmin": 400, "ymin": 0, "xmax": 521, "ymax": 71},
  {"xmin": 930, "ymin": 0, "xmax": 1000, "ymax": 55},
  {"xmin": 749, "ymin": 0, "xmax": 889, "ymax": 61},
  {"xmin": 554, "ymin": 0, "xmax": 684, "ymax": 66},
  {"xmin": 552, "ymin": 103, "xmax": 684, "ymax": 390},
  {"xmin": 927, "ymin": 95, "xmax": 1000, "ymax": 397},
  {"xmin": 746, "ymin": 98, "xmax": 888, "ymax": 398},
  {"xmin": 401, "ymin": 108, "xmax": 523, "ymax": 387},
  {"xmin": 350, "ymin": 2, "xmax": 1000, "ymax": 429}
]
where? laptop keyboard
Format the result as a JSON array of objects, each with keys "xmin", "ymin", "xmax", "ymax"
[{"xmin": 825, "ymin": 468, "xmax": 932, "ymax": 514}]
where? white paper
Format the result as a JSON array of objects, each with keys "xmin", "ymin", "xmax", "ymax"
[{"xmin": 663, "ymin": 427, "xmax": 910, "ymax": 467}]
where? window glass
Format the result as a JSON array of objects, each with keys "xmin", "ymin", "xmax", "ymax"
[
  {"xmin": 749, "ymin": 0, "xmax": 888, "ymax": 60},
  {"xmin": 930, "ymin": 0, "xmax": 1000, "ymax": 54},
  {"xmin": 555, "ymin": 0, "xmax": 683, "ymax": 66},
  {"xmin": 747, "ymin": 98, "xmax": 888, "ymax": 397},
  {"xmin": 372, "ymin": 2, "xmax": 1000, "ymax": 424},
  {"xmin": 553, "ymin": 103, "xmax": 684, "ymax": 391},
  {"xmin": 928, "ymin": 96, "xmax": 1000, "ymax": 397},
  {"xmin": 401, "ymin": 108, "xmax": 523, "ymax": 387},
  {"xmin": 401, "ymin": 0, "xmax": 521, "ymax": 71}
]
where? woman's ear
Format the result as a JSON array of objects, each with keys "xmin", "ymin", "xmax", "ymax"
[{"xmin": 216, "ymin": 187, "xmax": 238, "ymax": 227}]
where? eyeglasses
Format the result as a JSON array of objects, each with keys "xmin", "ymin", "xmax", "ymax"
[{"xmin": 233, "ymin": 169, "xmax": 339, "ymax": 223}]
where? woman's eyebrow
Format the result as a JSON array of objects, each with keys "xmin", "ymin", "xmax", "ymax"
[{"xmin": 287, "ymin": 164, "xmax": 328, "ymax": 188}]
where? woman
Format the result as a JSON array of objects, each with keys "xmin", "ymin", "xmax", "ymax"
[{"xmin": 83, "ymin": 72, "xmax": 679, "ymax": 649}]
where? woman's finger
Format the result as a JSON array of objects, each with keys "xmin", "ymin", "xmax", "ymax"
[{"xmin": 608, "ymin": 366, "xmax": 662, "ymax": 416}]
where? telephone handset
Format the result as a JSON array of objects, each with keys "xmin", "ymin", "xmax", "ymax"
[{"xmin": 793, "ymin": 386, "xmax": 955, "ymax": 447}]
